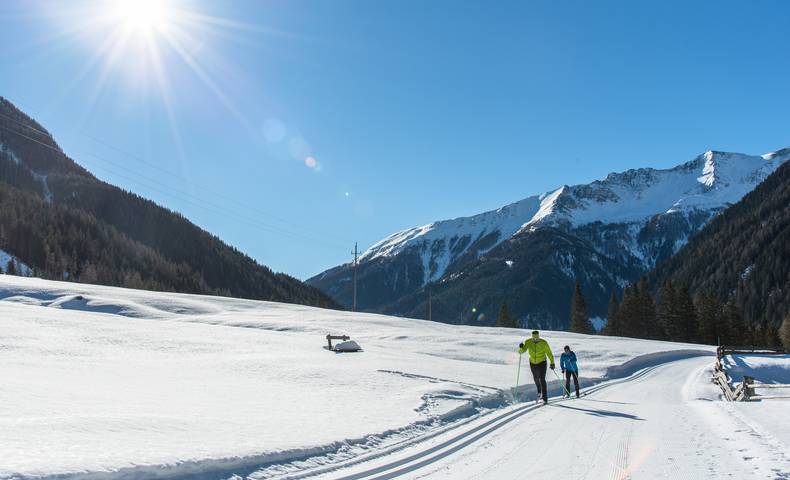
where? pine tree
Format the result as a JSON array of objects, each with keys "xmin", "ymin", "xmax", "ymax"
[
  {"xmin": 696, "ymin": 290, "xmax": 722, "ymax": 346},
  {"xmin": 636, "ymin": 276, "xmax": 658, "ymax": 338},
  {"xmin": 80, "ymin": 263, "xmax": 99, "ymax": 284},
  {"xmin": 656, "ymin": 281, "xmax": 679, "ymax": 340},
  {"xmin": 5, "ymin": 259, "xmax": 16, "ymax": 276},
  {"xmin": 569, "ymin": 282, "xmax": 593, "ymax": 334},
  {"xmin": 779, "ymin": 312, "xmax": 790, "ymax": 351},
  {"xmin": 604, "ymin": 291, "xmax": 620, "ymax": 336},
  {"xmin": 764, "ymin": 322, "xmax": 781, "ymax": 349},
  {"xmin": 496, "ymin": 302, "xmax": 518, "ymax": 328},
  {"xmin": 750, "ymin": 323, "xmax": 763, "ymax": 348},
  {"xmin": 617, "ymin": 284, "xmax": 642, "ymax": 338},
  {"xmin": 721, "ymin": 302, "xmax": 743, "ymax": 346},
  {"xmin": 676, "ymin": 287, "xmax": 698, "ymax": 343}
]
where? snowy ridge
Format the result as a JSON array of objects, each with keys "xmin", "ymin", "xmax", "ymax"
[
  {"xmin": 359, "ymin": 195, "xmax": 543, "ymax": 283},
  {"xmin": 357, "ymin": 148, "xmax": 789, "ymax": 284},
  {"xmin": 529, "ymin": 149, "xmax": 788, "ymax": 227}
]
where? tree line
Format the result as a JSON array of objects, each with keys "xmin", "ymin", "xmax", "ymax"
[
  {"xmin": 569, "ymin": 159, "xmax": 790, "ymax": 350},
  {"xmin": 494, "ymin": 276, "xmax": 790, "ymax": 351},
  {"xmin": 570, "ymin": 276, "xmax": 788, "ymax": 349},
  {"xmin": 650, "ymin": 158, "xmax": 790, "ymax": 329},
  {"xmin": 0, "ymin": 180, "xmax": 336, "ymax": 308}
]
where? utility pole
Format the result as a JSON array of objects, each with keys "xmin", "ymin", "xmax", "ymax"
[
  {"xmin": 351, "ymin": 242, "xmax": 359, "ymax": 311},
  {"xmin": 428, "ymin": 288, "xmax": 432, "ymax": 322}
]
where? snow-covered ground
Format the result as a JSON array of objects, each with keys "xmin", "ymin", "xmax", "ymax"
[
  {"xmin": 0, "ymin": 250, "xmax": 32, "ymax": 276},
  {"xmin": 713, "ymin": 353, "xmax": 790, "ymax": 467},
  {"xmin": 328, "ymin": 357, "xmax": 789, "ymax": 480},
  {"xmin": 721, "ymin": 353, "xmax": 790, "ymax": 384},
  {"xmin": 3, "ymin": 276, "xmax": 785, "ymax": 480}
]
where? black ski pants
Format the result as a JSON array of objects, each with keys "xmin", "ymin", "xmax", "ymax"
[
  {"xmin": 565, "ymin": 370, "xmax": 580, "ymax": 397},
  {"xmin": 530, "ymin": 360, "xmax": 548, "ymax": 402}
]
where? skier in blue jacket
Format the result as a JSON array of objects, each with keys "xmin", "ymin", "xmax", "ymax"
[{"xmin": 560, "ymin": 345, "xmax": 580, "ymax": 398}]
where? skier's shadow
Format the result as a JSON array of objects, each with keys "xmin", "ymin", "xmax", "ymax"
[
  {"xmin": 582, "ymin": 398, "xmax": 634, "ymax": 406},
  {"xmin": 550, "ymin": 403, "xmax": 644, "ymax": 420}
]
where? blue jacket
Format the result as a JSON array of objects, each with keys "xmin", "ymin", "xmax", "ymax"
[{"xmin": 560, "ymin": 351, "xmax": 578, "ymax": 373}]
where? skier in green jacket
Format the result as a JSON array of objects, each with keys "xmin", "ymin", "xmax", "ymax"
[{"xmin": 518, "ymin": 330, "xmax": 555, "ymax": 404}]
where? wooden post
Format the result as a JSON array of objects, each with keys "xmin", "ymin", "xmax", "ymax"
[
  {"xmin": 351, "ymin": 243, "xmax": 359, "ymax": 312},
  {"xmin": 743, "ymin": 376, "xmax": 755, "ymax": 401}
]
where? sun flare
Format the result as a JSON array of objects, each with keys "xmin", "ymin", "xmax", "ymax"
[
  {"xmin": 42, "ymin": 0, "xmax": 272, "ymax": 150},
  {"xmin": 111, "ymin": 0, "xmax": 171, "ymax": 34}
]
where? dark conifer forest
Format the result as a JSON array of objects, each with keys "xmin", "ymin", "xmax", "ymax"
[
  {"xmin": 0, "ymin": 97, "xmax": 336, "ymax": 308},
  {"xmin": 602, "ymin": 160, "xmax": 790, "ymax": 347}
]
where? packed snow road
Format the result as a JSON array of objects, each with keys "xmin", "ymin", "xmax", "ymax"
[{"xmin": 303, "ymin": 357, "xmax": 788, "ymax": 480}]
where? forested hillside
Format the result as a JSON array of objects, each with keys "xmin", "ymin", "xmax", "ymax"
[
  {"xmin": 598, "ymin": 159, "xmax": 790, "ymax": 347},
  {"xmin": 651, "ymin": 158, "xmax": 790, "ymax": 329},
  {"xmin": 0, "ymin": 97, "xmax": 336, "ymax": 307}
]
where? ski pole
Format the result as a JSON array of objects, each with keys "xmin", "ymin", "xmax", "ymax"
[
  {"xmin": 513, "ymin": 352, "xmax": 523, "ymax": 403},
  {"xmin": 552, "ymin": 367, "xmax": 572, "ymax": 398}
]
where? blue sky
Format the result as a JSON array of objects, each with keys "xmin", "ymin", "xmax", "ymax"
[{"xmin": 1, "ymin": 0, "xmax": 789, "ymax": 279}]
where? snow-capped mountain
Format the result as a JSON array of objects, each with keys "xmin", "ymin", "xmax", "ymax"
[{"xmin": 309, "ymin": 148, "xmax": 790, "ymax": 328}]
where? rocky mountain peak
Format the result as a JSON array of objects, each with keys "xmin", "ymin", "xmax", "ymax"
[{"xmin": 309, "ymin": 146, "xmax": 790, "ymax": 325}]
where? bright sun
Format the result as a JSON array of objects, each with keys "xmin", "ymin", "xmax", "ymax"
[
  {"xmin": 112, "ymin": 0, "xmax": 171, "ymax": 34},
  {"xmin": 51, "ymin": 0, "xmax": 264, "ymax": 138}
]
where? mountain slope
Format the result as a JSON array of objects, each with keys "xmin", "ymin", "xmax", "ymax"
[
  {"xmin": 310, "ymin": 147, "xmax": 790, "ymax": 327},
  {"xmin": 0, "ymin": 96, "xmax": 336, "ymax": 307},
  {"xmin": 651, "ymin": 158, "xmax": 790, "ymax": 326}
]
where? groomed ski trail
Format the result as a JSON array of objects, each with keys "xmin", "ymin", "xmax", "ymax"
[
  {"xmin": 267, "ymin": 363, "xmax": 668, "ymax": 479},
  {"xmin": 289, "ymin": 357, "xmax": 787, "ymax": 480}
]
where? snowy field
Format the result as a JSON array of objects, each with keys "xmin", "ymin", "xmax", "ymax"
[
  {"xmin": 326, "ymin": 357, "xmax": 789, "ymax": 480},
  {"xmin": 721, "ymin": 353, "xmax": 790, "ymax": 384},
  {"xmin": 0, "ymin": 275, "xmax": 768, "ymax": 480},
  {"xmin": 717, "ymin": 354, "xmax": 790, "ymax": 454}
]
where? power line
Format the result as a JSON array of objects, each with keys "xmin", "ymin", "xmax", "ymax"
[
  {"xmin": 77, "ymin": 151, "xmax": 350, "ymax": 249},
  {"xmin": 82, "ymin": 132, "xmax": 352, "ymax": 245},
  {"xmin": 0, "ymin": 122, "xmax": 350, "ymax": 251},
  {"xmin": 0, "ymin": 110, "xmax": 351, "ymax": 245},
  {"xmin": 0, "ymin": 117, "xmax": 353, "ymax": 248},
  {"xmin": 77, "ymin": 155, "xmax": 348, "ymax": 249}
]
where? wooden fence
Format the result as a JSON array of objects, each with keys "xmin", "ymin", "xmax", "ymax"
[
  {"xmin": 716, "ymin": 346, "xmax": 787, "ymax": 356},
  {"xmin": 712, "ymin": 346, "xmax": 790, "ymax": 402}
]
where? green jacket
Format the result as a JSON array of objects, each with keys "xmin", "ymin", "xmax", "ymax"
[{"xmin": 519, "ymin": 338, "xmax": 555, "ymax": 365}]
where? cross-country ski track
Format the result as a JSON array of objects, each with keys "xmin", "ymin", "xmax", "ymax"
[
  {"xmin": 291, "ymin": 357, "xmax": 788, "ymax": 480},
  {"xmin": 1, "ymin": 277, "xmax": 788, "ymax": 480}
]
